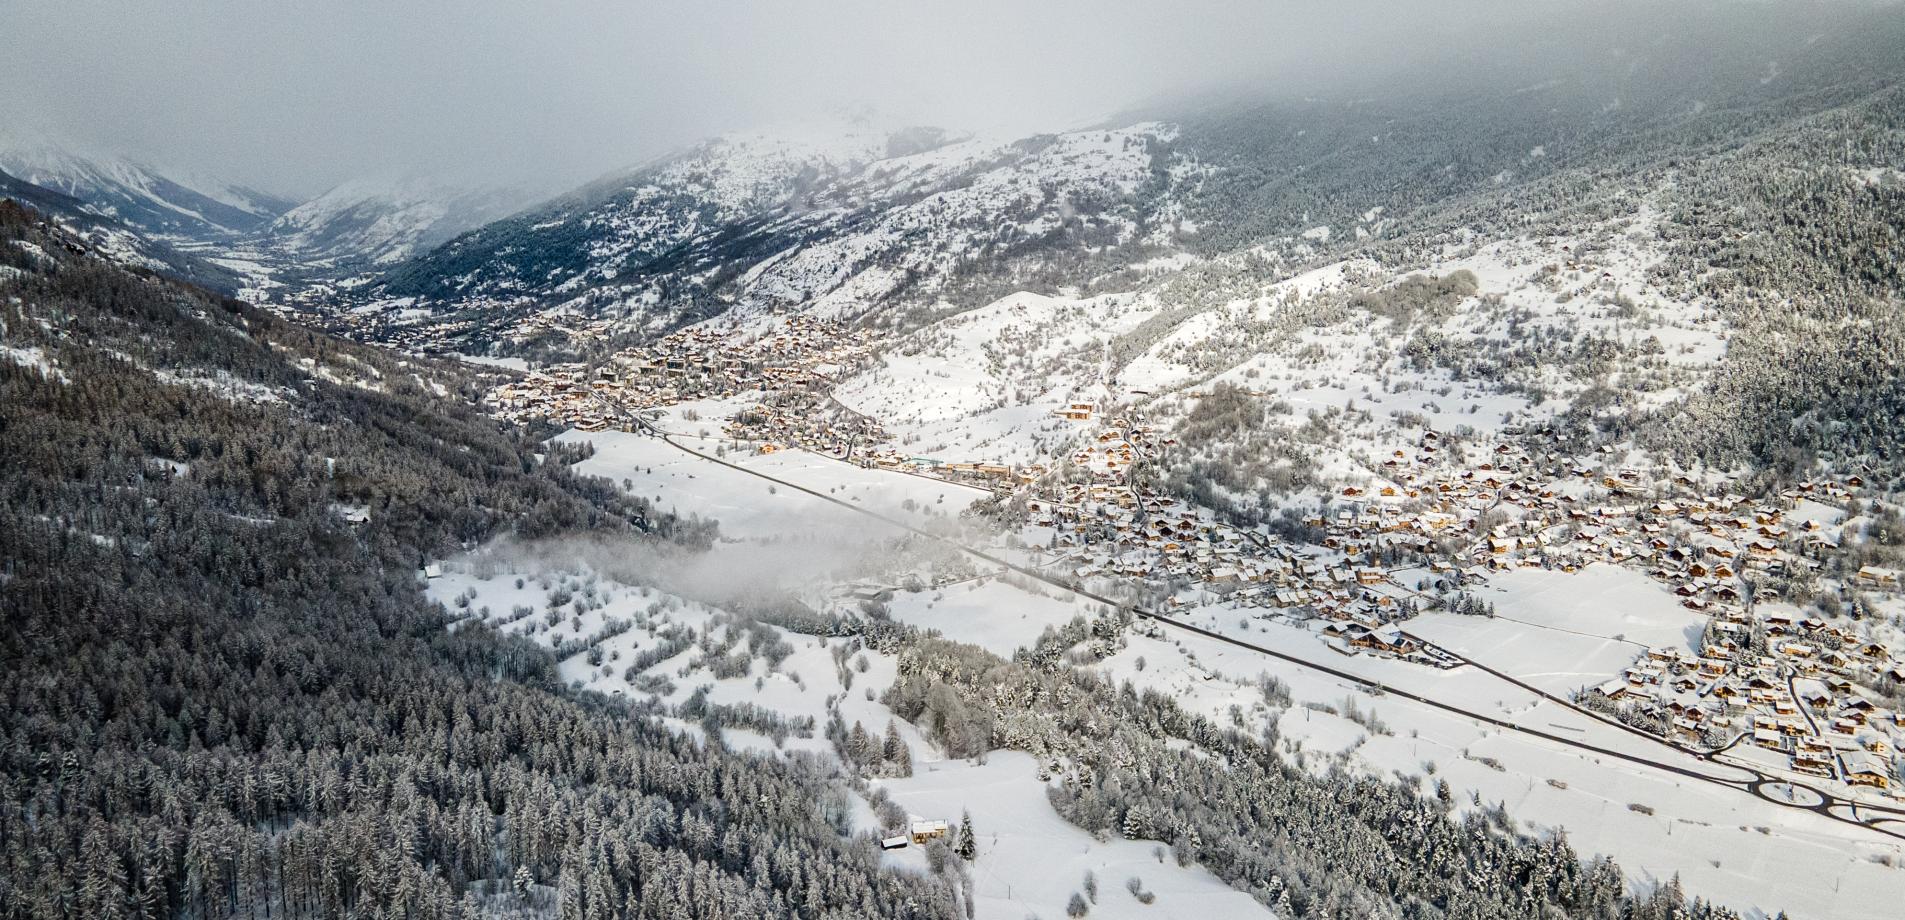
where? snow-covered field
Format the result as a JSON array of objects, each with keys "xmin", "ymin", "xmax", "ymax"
[
  {"xmin": 557, "ymin": 427, "xmax": 986, "ymax": 543},
  {"xmin": 1094, "ymin": 595, "xmax": 1905, "ymax": 920},
  {"xmin": 426, "ymin": 550, "xmax": 921, "ymax": 753},
  {"xmin": 428, "ymin": 546, "xmax": 1286, "ymax": 920},
  {"xmin": 425, "ymin": 432, "xmax": 1285, "ymax": 920},
  {"xmin": 440, "ymin": 425, "xmax": 1905, "ymax": 919},
  {"xmin": 1409, "ymin": 564, "xmax": 1706, "ymax": 695},
  {"xmin": 883, "ymin": 575, "xmax": 1087, "ymax": 656},
  {"xmin": 871, "ymin": 753, "xmax": 1276, "ymax": 920}
]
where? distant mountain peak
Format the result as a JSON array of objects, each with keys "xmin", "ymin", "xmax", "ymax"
[{"xmin": 0, "ymin": 135, "xmax": 293, "ymax": 238}]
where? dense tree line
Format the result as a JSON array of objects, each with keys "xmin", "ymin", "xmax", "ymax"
[
  {"xmin": 1641, "ymin": 85, "xmax": 1905, "ymax": 481},
  {"xmin": 884, "ymin": 632, "xmax": 1752, "ymax": 920},
  {"xmin": 0, "ymin": 201, "xmax": 959, "ymax": 919}
]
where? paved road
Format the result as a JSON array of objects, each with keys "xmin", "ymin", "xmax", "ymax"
[
  {"xmin": 1788, "ymin": 674, "xmax": 1824, "ymax": 737},
  {"xmin": 624, "ymin": 416, "xmax": 1905, "ymax": 842}
]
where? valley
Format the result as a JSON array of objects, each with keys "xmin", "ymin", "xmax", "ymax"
[
  {"xmin": 8, "ymin": 5, "xmax": 1905, "ymax": 918},
  {"xmin": 407, "ymin": 290, "xmax": 1905, "ymax": 916}
]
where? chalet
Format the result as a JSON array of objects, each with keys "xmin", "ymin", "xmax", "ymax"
[
  {"xmin": 1791, "ymin": 751, "xmax": 1836, "ymax": 778},
  {"xmin": 1777, "ymin": 641, "xmax": 1815, "ymax": 659},
  {"xmin": 1055, "ymin": 402, "xmax": 1096, "ymax": 422},
  {"xmin": 1671, "ymin": 717, "xmax": 1705, "ymax": 742},
  {"xmin": 1856, "ymin": 566, "xmax": 1901, "ymax": 589},
  {"xmin": 909, "ymin": 820, "xmax": 950, "ymax": 844},
  {"xmin": 1840, "ymin": 751, "xmax": 1891, "ymax": 788},
  {"xmin": 845, "ymin": 584, "xmax": 894, "ymax": 603}
]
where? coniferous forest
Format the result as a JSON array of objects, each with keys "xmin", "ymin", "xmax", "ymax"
[
  {"xmin": 0, "ymin": 189, "xmax": 1773, "ymax": 920},
  {"xmin": 6, "ymin": 7, "xmax": 1904, "ymax": 915},
  {"xmin": 0, "ymin": 201, "xmax": 958, "ymax": 919}
]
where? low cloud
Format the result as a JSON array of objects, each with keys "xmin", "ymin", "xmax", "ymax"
[{"xmin": 0, "ymin": 0, "xmax": 1749, "ymax": 196}]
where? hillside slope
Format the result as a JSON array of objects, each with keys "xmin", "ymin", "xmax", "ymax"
[
  {"xmin": 0, "ymin": 166, "xmax": 247, "ymax": 293},
  {"xmin": 0, "ymin": 199, "xmax": 962, "ymax": 919},
  {"xmin": 0, "ymin": 140, "xmax": 291, "ymax": 238},
  {"xmin": 361, "ymin": 123, "xmax": 1196, "ymax": 356},
  {"xmin": 351, "ymin": 3, "xmax": 1905, "ymax": 375}
]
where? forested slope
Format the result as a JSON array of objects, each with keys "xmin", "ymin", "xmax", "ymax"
[
  {"xmin": 0, "ymin": 199, "xmax": 960, "ymax": 919},
  {"xmin": 881, "ymin": 626, "xmax": 1754, "ymax": 920}
]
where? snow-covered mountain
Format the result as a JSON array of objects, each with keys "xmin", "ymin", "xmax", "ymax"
[
  {"xmin": 261, "ymin": 176, "xmax": 540, "ymax": 270},
  {"xmin": 363, "ymin": 121, "xmax": 1199, "ymax": 350},
  {"xmin": 0, "ymin": 139, "xmax": 293, "ymax": 240},
  {"xmin": 333, "ymin": 0, "xmax": 1905, "ymax": 365},
  {"xmin": 0, "ymin": 165, "xmax": 246, "ymax": 292},
  {"xmin": 0, "ymin": 138, "xmax": 539, "ymax": 299}
]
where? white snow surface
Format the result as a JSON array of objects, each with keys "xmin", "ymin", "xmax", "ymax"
[
  {"xmin": 433, "ymin": 420, "xmax": 1905, "ymax": 919},
  {"xmin": 872, "ymin": 753, "xmax": 1276, "ymax": 920}
]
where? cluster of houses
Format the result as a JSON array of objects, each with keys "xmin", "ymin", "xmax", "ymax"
[
  {"xmin": 1336, "ymin": 430, "xmax": 1905, "ymax": 793},
  {"xmin": 1345, "ymin": 441, "xmax": 1905, "ymax": 795},
  {"xmin": 481, "ymin": 316, "xmax": 878, "ymax": 432},
  {"xmin": 993, "ymin": 412, "xmax": 1457, "ymax": 665},
  {"xmin": 1598, "ymin": 629, "xmax": 1902, "ymax": 792},
  {"xmin": 459, "ymin": 311, "xmax": 1905, "ymax": 796},
  {"xmin": 999, "ymin": 415, "xmax": 1905, "ymax": 791},
  {"xmin": 308, "ymin": 296, "xmax": 627, "ymax": 360},
  {"xmin": 724, "ymin": 394, "xmax": 887, "ymax": 457},
  {"xmin": 484, "ymin": 365, "xmax": 620, "ymax": 430},
  {"xmin": 861, "ymin": 452, "xmax": 1038, "ymax": 489}
]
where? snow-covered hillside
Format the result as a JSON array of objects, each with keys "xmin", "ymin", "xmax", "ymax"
[
  {"xmin": 262, "ymin": 175, "xmax": 538, "ymax": 269},
  {"xmin": 833, "ymin": 289, "xmax": 1171, "ymax": 463},
  {"xmin": 0, "ymin": 164, "xmax": 251, "ymax": 292},
  {"xmin": 0, "ymin": 137, "xmax": 291, "ymax": 239},
  {"xmin": 359, "ymin": 121, "xmax": 1198, "ymax": 349},
  {"xmin": 0, "ymin": 136, "xmax": 544, "ymax": 302},
  {"xmin": 834, "ymin": 193, "xmax": 1731, "ymax": 514}
]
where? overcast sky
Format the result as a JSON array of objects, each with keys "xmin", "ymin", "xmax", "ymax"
[{"xmin": 0, "ymin": 1, "xmax": 1869, "ymax": 197}]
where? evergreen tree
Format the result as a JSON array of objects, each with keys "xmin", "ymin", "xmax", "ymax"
[{"xmin": 884, "ymin": 720, "xmax": 913, "ymax": 776}]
